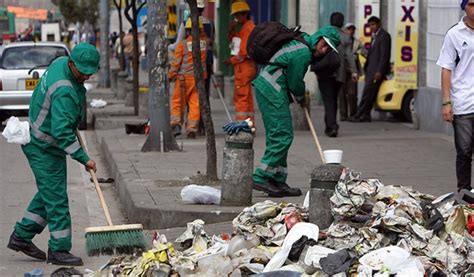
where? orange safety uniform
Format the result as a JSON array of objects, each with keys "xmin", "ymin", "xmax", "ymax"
[
  {"xmin": 229, "ymin": 20, "xmax": 257, "ymax": 122},
  {"xmin": 169, "ymin": 33, "xmax": 208, "ymax": 134}
]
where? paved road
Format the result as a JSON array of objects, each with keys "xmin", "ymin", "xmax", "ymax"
[{"xmin": 0, "ymin": 130, "xmax": 122, "ymax": 276}]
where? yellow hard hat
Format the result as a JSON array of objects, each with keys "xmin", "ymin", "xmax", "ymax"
[
  {"xmin": 185, "ymin": 17, "xmax": 204, "ymax": 29},
  {"xmin": 231, "ymin": 1, "xmax": 250, "ymax": 15}
]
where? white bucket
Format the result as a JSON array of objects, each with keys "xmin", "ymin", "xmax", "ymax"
[{"xmin": 323, "ymin": 150, "xmax": 343, "ymax": 164}]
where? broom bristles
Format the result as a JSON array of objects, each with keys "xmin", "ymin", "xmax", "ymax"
[{"xmin": 85, "ymin": 224, "xmax": 147, "ymax": 256}]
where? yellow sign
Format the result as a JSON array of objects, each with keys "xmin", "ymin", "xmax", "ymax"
[
  {"xmin": 394, "ymin": 0, "xmax": 418, "ymax": 89},
  {"xmin": 7, "ymin": 6, "xmax": 48, "ymax": 20},
  {"xmin": 357, "ymin": 0, "xmax": 380, "ymax": 49}
]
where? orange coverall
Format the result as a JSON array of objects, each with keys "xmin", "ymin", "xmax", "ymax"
[
  {"xmin": 169, "ymin": 34, "xmax": 207, "ymax": 134},
  {"xmin": 229, "ymin": 20, "xmax": 257, "ymax": 122}
]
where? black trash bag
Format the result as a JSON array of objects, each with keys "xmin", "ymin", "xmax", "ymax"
[
  {"xmin": 319, "ymin": 249, "xmax": 355, "ymax": 275},
  {"xmin": 288, "ymin": 235, "xmax": 317, "ymax": 262},
  {"xmin": 51, "ymin": 267, "xmax": 83, "ymax": 277},
  {"xmin": 420, "ymin": 201, "xmax": 444, "ymax": 233}
]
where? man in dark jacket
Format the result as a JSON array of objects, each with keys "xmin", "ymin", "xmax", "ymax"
[
  {"xmin": 350, "ymin": 16, "xmax": 391, "ymax": 122},
  {"xmin": 312, "ymin": 12, "xmax": 357, "ymax": 137}
]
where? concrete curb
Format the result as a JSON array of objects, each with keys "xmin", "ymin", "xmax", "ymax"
[{"xmin": 98, "ymin": 134, "xmax": 242, "ymax": 229}]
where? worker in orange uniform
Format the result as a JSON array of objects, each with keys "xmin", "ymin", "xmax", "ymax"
[
  {"xmin": 169, "ymin": 18, "xmax": 208, "ymax": 139},
  {"xmin": 224, "ymin": 1, "xmax": 257, "ymax": 123}
]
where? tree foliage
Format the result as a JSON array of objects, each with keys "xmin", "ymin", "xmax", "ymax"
[{"xmin": 53, "ymin": 0, "xmax": 99, "ymax": 27}]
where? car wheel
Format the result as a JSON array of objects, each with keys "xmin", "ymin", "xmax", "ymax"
[{"xmin": 402, "ymin": 90, "xmax": 414, "ymax": 123}]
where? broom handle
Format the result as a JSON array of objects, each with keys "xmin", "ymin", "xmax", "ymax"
[
  {"xmin": 304, "ymin": 107, "xmax": 326, "ymax": 164},
  {"xmin": 211, "ymin": 74, "xmax": 233, "ymax": 122},
  {"xmin": 76, "ymin": 130, "xmax": 114, "ymax": 226}
]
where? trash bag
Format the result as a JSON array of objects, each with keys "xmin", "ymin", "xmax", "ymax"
[
  {"xmin": 2, "ymin": 116, "xmax": 30, "ymax": 145},
  {"xmin": 181, "ymin": 184, "xmax": 221, "ymax": 205}
]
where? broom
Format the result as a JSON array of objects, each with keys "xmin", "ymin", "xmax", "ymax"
[{"xmin": 76, "ymin": 131, "xmax": 146, "ymax": 256}]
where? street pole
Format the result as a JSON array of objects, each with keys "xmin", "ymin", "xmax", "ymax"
[
  {"xmin": 98, "ymin": 0, "xmax": 110, "ymax": 88},
  {"xmin": 141, "ymin": 0, "xmax": 179, "ymax": 152}
]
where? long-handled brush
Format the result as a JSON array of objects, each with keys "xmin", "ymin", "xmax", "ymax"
[{"xmin": 76, "ymin": 131, "xmax": 146, "ymax": 256}]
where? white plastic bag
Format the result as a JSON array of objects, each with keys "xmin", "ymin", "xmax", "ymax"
[
  {"xmin": 90, "ymin": 99, "xmax": 107, "ymax": 108},
  {"xmin": 181, "ymin": 184, "xmax": 221, "ymax": 204},
  {"xmin": 2, "ymin": 116, "xmax": 30, "ymax": 145}
]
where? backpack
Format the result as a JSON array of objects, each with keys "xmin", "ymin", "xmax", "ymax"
[{"xmin": 246, "ymin": 21, "xmax": 312, "ymax": 65}]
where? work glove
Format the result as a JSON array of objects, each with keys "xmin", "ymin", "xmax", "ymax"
[{"xmin": 222, "ymin": 119, "xmax": 254, "ymax": 135}]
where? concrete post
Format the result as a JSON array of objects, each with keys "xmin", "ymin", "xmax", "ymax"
[
  {"xmin": 292, "ymin": 94, "xmax": 310, "ymax": 130},
  {"xmin": 221, "ymin": 132, "xmax": 254, "ymax": 206},
  {"xmin": 117, "ymin": 71, "xmax": 128, "ymax": 100},
  {"xmin": 138, "ymin": 86, "xmax": 149, "ymax": 119},
  {"xmin": 110, "ymin": 67, "xmax": 120, "ymax": 95},
  {"xmin": 212, "ymin": 71, "xmax": 225, "ymax": 99},
  {"xmin": 125, "ymin": 77, "xmax": 134, "ymax": 107},
  {"xmin": 309, "ymin": 164, "xmax": 344, "ymax": 229}
]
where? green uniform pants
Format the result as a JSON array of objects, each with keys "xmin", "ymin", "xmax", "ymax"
[
  {"xmin": 253, "ymin": 87, "xmax": 293, "ymax": 184},
  {"xmin": 15, "ymin": 142, "xmax": 72, "ymax": 252}
]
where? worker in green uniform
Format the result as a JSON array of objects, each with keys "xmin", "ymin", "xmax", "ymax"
[
  {"xmin": 7, "ymin": 43, "xmax": 100, "ymax": 266},
  {"xmin": 253, "ymin": 25, "xmax": 340, "ymax": 197}
]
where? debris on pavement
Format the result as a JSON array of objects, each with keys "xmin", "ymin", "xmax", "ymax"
[
  {"xmin": 180, "ymin": 184, "xmax": 221, "ymax": 205},
  {"xmin": 90, "ymin": 98, "xmax": 107, "ymax": 108},
  {"xmin": 93, "ymin": 168, "xmax": 474, "ymax": 276}
]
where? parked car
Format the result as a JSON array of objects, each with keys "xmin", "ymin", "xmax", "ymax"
[
  {"xmin": 375, "ymin": 79, "xmax": 415, "ymax": 122},
  {"xmin": 0, "ymin": 42, "xmax": 70, "ymax": 122}
]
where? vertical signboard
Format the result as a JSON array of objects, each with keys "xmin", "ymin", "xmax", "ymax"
[
  {"xmin": 358, "ymin": 0, "xmax": 380, "ymax": 49},
  {"xmin": 394, "ymin": 0, "xmax": 418, "ymax": 89}
]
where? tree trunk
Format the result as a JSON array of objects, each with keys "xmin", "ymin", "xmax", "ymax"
[
  {"xmin": 186, "ymin": 0, "xmax": 218, "ymax": 180},
  {"xmin": 124, "ymin": 0, "xmax": 140, "ymax": 116},
  {"xmin": 98, "ymin": 0, "xmax": 110, "ymax": 88},
  {"xmin": 141, "ymin": 0, "xmax": 179, "ymax": 152},
  {"xmin": 113, "ymin": 0, "xmax": 126, "ymax": 71}
]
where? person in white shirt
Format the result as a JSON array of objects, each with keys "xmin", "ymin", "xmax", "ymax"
[{"xmin": 436, "ymin": 0, "xmax": 474, "ymax": 191}]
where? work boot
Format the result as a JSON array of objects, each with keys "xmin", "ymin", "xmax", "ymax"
[
  {"xmin": 47, "ymin": 249, "xmax": 83, "ymax": 266},
  {"xmin": 253, "ymin": 181, "xmax": 286, "ymax": 197},
  {"xmin": 171, "ymin": 125, "xmax": 182, "ymax": 137},
  {"xmin": 7, "ymin": 231, "xmax": 46, "ymax": 261},
  {"xmin": 271, "ymin": 180, "xmax": 302, "ymax": 196},
  {"xmin": 187, "ymin": 132, "xmax": 196, "ymax": 139}
]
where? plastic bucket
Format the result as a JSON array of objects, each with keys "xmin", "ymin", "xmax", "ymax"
[{"xmin": 323, "ymin": 150, "xmax": 343, "ymax": 164}]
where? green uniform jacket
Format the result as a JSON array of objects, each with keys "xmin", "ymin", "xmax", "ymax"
[
  {"xmin": 27, "ymin": 56, "xmax": 89, "ymax": 164},
  {"xmin": 252, "ymin": 26, "xmax": 339, "ymax": 108}
]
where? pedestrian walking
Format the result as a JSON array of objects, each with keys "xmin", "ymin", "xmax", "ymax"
[
  {"xmin": 340, "ymin": 22, "xmax": 363, "ymax": 121},
  {"xmin": 224, "ymin": 1, "xmax": 257, "ymax": 123},
  {"xmin": 312, "ymin": 12, "xmax": 357, "ymax": 137},
  {"xmin": 349, "ymin": 16, "xmax": 391, "ymax": 122},
  {"xmin": 169, "ymin": 18, "xmax": 208, "ymax": 139},
  {"xmin": 123, "ymin": 29, "xmax": 134, "ymax": 76},
  {"xmin": 7, "ymin": 43, "xmax": 100, "ymax": 266},
  {"xmin": 252, "ymin": 25, "xmax": 340, "ymax": 197},
  {"xmin": 436, "ymin": 0, "xmax": 474, "ymax": 192}
]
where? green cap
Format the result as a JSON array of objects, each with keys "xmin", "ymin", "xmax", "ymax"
[{"xmin": 70, "ymin": 43, "xmax": 100, "ymax": 75}]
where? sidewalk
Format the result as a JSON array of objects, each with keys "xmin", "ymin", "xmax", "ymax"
[{"xmin": 87, "ymin": 70, "xmax": 460, "ymax": 230}]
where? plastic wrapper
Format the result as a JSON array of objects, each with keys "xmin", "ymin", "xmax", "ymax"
[
  {"xmin": 180, "ymin": 184, "xmax": 221, "ymax": 205},
  {"xmin": 2, "ymin": 116, "xmax": 30, "ymax": 145}
]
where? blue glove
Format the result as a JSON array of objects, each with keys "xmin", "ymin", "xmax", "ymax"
[{"xmin": 222, "ymin": 121, "xmax": 251, "ymax": 135}]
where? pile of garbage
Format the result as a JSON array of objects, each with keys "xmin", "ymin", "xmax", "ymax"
[{"xmin": 94, "ymin": 169, "xmax": 474, "ymax": 276}]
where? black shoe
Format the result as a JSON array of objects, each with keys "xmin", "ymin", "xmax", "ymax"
[
  {"xmin": 253, "ymin": 181, "xmax": 287, "ymax": 197},
  {"xmin": 325, "ymin": 129, "xmax": 338, "ymax": 138},
  {"xmin": 271, "ymin": 181, "xmax": 302, "ymax": 196},
  {"xmin": 7, "ymin": 231, "xmax": 46, "ymax": 261},
  {"xmin": 47, "ymin": 249, "xmax": 83, "ymax": 266},
  {"xmin": 187, "ymin": 132, "xmax": 196, "ymax": 139},
  {"xmin": 172, "ymin": 125, "xmax": 182, "ymax": 137},
  {"xmin": 349, "ymin": 116, "xmax": 371, "ymax": 122}
]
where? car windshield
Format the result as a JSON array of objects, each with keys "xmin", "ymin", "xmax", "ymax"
[{"xmin": 0, "ymin": 45, "xmax": 68, "ymax": 70}]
